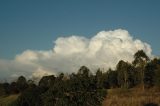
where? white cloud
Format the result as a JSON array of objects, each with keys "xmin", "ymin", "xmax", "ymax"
[
  {"xmin": 0, "ymin": 29, "xmax": 153, "ymax": 79},
  {"xmin": 31, "ymin": 67, "xmax": 54, "ymax": 79},
  {"xmin": 54, "ymin": 36, "xmax": 88, "ymax": 55}
]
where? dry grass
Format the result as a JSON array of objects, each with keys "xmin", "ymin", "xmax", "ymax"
[
  {"xmin": 103, "ymin": 87, "xmax": 160, "ymax": 106},
  {"xmin": 0, "ymin": 94, "xmax": 19, "ymax": 105}
]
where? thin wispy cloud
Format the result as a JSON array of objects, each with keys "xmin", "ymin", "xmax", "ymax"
[{"xmin": 0, "ymin": 29, "xmax": 152, "ymax": 80}]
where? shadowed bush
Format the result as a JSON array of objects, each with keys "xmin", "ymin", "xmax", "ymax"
[{"xmin": 144, "ymin": 103, "xmax": 158, "ymax": 106}]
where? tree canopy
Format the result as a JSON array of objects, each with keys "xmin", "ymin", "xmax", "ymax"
[{"xmin": 0, "ymin": 50, "xmax": 160, "ymax": 106}]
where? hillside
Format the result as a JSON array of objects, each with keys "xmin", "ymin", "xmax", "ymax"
[
  {"xmin": 0, "ymin": 50, "xmax": 160, "ymax": 106},
  {"xmin": 1, "ymin": 87, "xmax": 160, "ymax": 106},
  {"xmin": 103, "ymin": 87, "xmax": 160, "ymax": 106},
  {"xmin": 0, "ymin": 94, "xmax": 19, "ymax": 106}
]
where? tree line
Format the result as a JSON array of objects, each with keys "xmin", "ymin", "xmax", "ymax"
[{"xmin": 0, "ymin": 50, "xmax": 160, "ymax": 106}]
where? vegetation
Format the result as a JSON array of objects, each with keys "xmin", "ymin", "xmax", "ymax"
[
  {"xmin": 0, "ymin": 94, "xmax": 19, "ymax": 106},
  {"xmin": 103, "ymin": 87, "xmax": 160, "ymax": 106},
  {"xmin": 0, "ymin": 50, "xmax": 160, "ymax": 106}
]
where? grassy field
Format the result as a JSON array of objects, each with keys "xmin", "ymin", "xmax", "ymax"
[
  {"xmin": 0, "ymin": 94, "xmax": 19, "ymax": 106},
  {"xmin": 103, "ymin": 87, "xmax": 160, "ymax": 106},
  {"xmin": 1, "ymin": 88, "xmax": 160, "ymax": 106}
]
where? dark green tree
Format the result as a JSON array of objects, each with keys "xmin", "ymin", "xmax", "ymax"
[
  {"xmin": 106, "ymin": 69, "xmax": 118, "ymax": 88},
  {"xmin": 12, "ymin": 87, "xmax": 43, "ymax": 106},
  {"xmin": 39, "ymin": 75, "xmax": 55, "ymax": 92},
  {"xmin": 10, "ymin": 82, "xmax": 19, "ymax": 94},
  {"xmin": 0, "ymin": 83, "xmax": 6, "ymax": 96},
  {"xmin": 95, "ymin": 69, "xmax": 103, "ymax": 89},
  {"xmin": 41, "ymin": 66, "xmax": 106, "ymax": 106},
  {"xmin": 144, "ymin": 62, "xmax": 155, "ymax": 88},
  {"xmin": 16, "ymin": 76, "xmax": 28, "ymax": 92},
  {"xmin": 2, "ymin": 82, "xmax": 10, "ymax": 95},
  {"xmin": 151, "ymin": 58, "xmax": 160, "ymax": 87},
  {"xmin": 117, "ymin": 60, "xmax": 134, "ymax": 88},
  {"xmin": 132, "ymin": 50, "xmax": 149, "ymax": 89}
]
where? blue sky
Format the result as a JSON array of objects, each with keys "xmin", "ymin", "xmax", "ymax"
[{"xmin": 0, "ymin": 0, "xmax": 160, "ymax": 59}]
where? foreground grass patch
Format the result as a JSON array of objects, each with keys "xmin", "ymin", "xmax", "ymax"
[
  {"xmin": 0, "ymin": 94, "xmax": 19, "ymax": 106},
  {"xmin": 103, "ymin": 87, "xmax": 160, "ymax": 106}
]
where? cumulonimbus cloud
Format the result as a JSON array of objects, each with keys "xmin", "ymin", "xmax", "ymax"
[{"xmin": 0, "ymin": 29, "xmax": 153, "ymax": 80}]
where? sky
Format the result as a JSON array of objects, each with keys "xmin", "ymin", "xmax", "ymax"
[{"xmin": 0, "ymin": 0, "xmax": 160, "ymax": 79}]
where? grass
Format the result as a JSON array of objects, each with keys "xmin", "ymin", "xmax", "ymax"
[
  {"xmin": 103, "ymin": 87, "xmax": 160, "ymax": 106},
  {"xmin": 0, "ymin": 94, "xmax": 19, "ymax": 106},
  {"xmin": 1, "ymin": 88, "xmax": 160, "ymax": 106}
]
